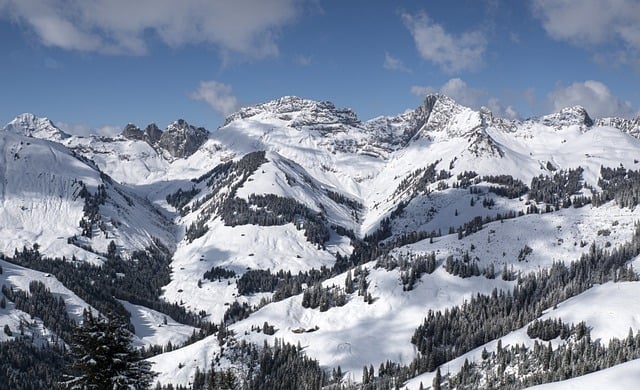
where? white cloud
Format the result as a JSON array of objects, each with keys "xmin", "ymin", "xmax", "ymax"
[
  {"xmin": 56, "ymin": 122, "xmax": 121, "ymax": 137},
  {"xmin": 190, "ymin": 80, "xmax": 240, "ymax": 117},
  {"xmin": 1, "ymin": 0, "xmax": 302, "ymax": 57},
  {"xmin": 439, "ymin": 78, "xmax": 486, "ymax": 108},
  {"xmin": 401, "ymin": 12, "xmax": 486, "ymax": 73},
  {"xmin": 487, "ymin": 98, "xmax": 519, "ymax": 120},
  {"xmin": 547, "ymin": 80, "xmax": 634, "ymax": 118},
  {"xmin": 95, "ymin": 125, "xmax": 123, "ymax": 137},
  {"xmin": 504, "ymin": 105, "xmax": 519, "ymax": 120},
  {"xmin": 28, "ymin": 14, "xmax": 103, "ymax": 52},
  {"xmin": 533, "ymin": 0, "xmax": 640, "ymax": 65},
  {"xmin": 411, "ymin": 78, "xmax": 519, "ymax": 119},
  {"xmin": 294, "ymin": 54, "xmax": 312, "ymax": 66},
  {"xmin": 410, "ymin": 85, "xmax": 437, "ymax": 97},
  {"xmin": 383, "ymin": 52, "xmax": 411, "ymax": 72},
  {"xmin": 412, "ymin": 78, "xmax": 484, "ymax": 108}
]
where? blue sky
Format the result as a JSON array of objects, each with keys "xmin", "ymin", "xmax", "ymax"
[{"xmin": 1, "ymin": 0, "xmax": 639, "ymax": 135}]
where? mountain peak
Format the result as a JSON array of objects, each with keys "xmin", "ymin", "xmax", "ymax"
[
  {"xmin": 160, "ymin": 119, "xmax": 209, "ymax": 158},
  {"xmin": 412, "ymin": 93, "xmax": 481, "ymax": 140},
  {"xmin": 121, "ymin": 123, "xmax": 144, "ymax": 140},
  {"xmin": 121, "ymin": 119, "xmax": 209, "ymax": 158},
  {"xmin": 422, "ymin": 93, "xmax": 454, "ymax": 109},
  {"xmin": 540, "ymin": 105, "xmax": 594, "ymax": 128},
  {"xmin": 3, "ymin": 113, "xmax": 70, "ymax": 141},
  {"xmin": 223, "ymin": 96, "xmax": 360, "ymax": 129}
]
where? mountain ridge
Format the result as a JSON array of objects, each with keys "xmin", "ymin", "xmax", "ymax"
[
  {"xmin": 6, "ymin": 94, "xmax": 640, "ymax": 158},
  {"xmin": 119, "ymin": 119, "xmax": 209, "ymax": 158}
]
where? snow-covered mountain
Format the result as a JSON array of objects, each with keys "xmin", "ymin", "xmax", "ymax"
[
  {"xmin": 0, "ymin": 124, "xmax": 173, "ymax": 263},
  {"xmin": 3, "ymin": 94, "xmax": 640, "ymax": 388},
  {"xmin": 3, "ymin": 112, "xmax": 70, "ymax": 141}
]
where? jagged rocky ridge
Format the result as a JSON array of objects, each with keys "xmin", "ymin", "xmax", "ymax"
[{"xmin": 121, "ymin": 119, "xmax": 208, "ymax": 158}]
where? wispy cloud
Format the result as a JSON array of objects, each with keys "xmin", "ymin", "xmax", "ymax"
[
  {"xmin": 411, "ymin": 78, "xmax": 519, "ymax": 119},
  {"xmin": 190, "ymin": 80, "xmax": 240, "ymax": 117},
  {"xmin": 533, "ymin": 0, "xmax": 640, "ymax": 66},
  {"xmin": 546, "ymin": 80, "xmax": 634, "ymax": 118},
  {"xmin": 410, "ymin": 85, "xmax": 437, "ymax": 97},
  {"xmin": 56, "ymin": 121, "xmax": 121, "ymax": 137},
  {"xmin": 0, "ymin": 0, "xmax": 302, "ymax": 58},
  {"xmin": 383, "ymin": 52, "xmax": 411, "ymax": 72},
  {"xmin": 401, "ymin": 12, "xmax": 486, "ymax": 73},
  {"xmin": 294, "ymin": 54, "xmax": 313, "ymax": 66}
]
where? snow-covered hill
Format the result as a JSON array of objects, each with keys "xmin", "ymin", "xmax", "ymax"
[
  {"xmin": 527, "ymin": 358, "xmax": 640, "ymax": 389},
  {"xmin": 0, "ymin": 258, "xmax": 92, "ymax": 343},
  {"xmin": 0, "ymin": 128, "xmax": 173, "ymax": 263},
  {"xmin": 3, "ymin": 94, "xmax": 640, "ymax": 388}
]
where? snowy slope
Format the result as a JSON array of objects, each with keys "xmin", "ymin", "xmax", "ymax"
[
  {"xmin": 403, "ymin": 280, "xmax": 640, "ymax": 389},
  {"xmin": 151, "ymin": 201, "xmax": 640, "ymax": 385},
  {"xmin": 162, "ymin": 222, "xmax": 342, "ymax": 320},
  {"xmin": 527, "ymin": 358, "xmax": 640, "ymax": 389},
  {"xmin": 147, "ymin": 333, "xmax": 224, "ymax": 386},
  {"xmin": 64, "ymin": 135, "xmax": 170, "ymax": 186},
  {"xmin": 229, "ymin": 204, "xmax": 640, "ymax": 382},
  {"xmin": 0, "ymin": 130, "xmax": 100, "ymax": 261},
  {"xmin": 0, "ymin": 127, "xmax": 174, "ymax": 263},
  {"xmin": 228, "ymin": 265, "xmax": 513, "ymax": 382},
  {"xmin": 120, "ymin": 300, "xmax": 197, "ymax": 349},
  {"xmin": 0, "ymin": 258, "xmax": 92, "ymax": 343}
]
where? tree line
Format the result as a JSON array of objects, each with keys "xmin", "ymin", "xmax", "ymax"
[
  {"xmin": 440, "ymin": 324, "xmax": 640, "ymax": 389},
  {"xmin": 411, "ymin": 224, "xmax": 640, "ymax": 373}
]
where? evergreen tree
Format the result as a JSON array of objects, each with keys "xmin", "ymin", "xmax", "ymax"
[
  {"xmin": 345, "ymin": 271, "xmax": 354, "ymax": 294},
  {"xmin": 433, "ymin": 367, "xmax": 442, "ymax": 390},
  {"xmin": 63, "ymin": 309, "xmax": 156, "ymax": 389}
]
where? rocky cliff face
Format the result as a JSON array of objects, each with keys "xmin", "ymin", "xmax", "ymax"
[
  {"xmin": 121, "ymin": 123, "xmax": 144, "ymax": 140},
  {"xmin": 120, "ymin": 119, "xmax": 208, "ymax": 158},
  {"xmin": 144, "ymin": 123, "xmax": 163, "ymax": 144},
  {"xmin": 223, "ymin": 96, "xmax": 360, "ymax": 129},
  {"xmin": 540, "ymin": 106, "xmax": 594, "ymax": 129},
  {"xmin": 597, "ymin": 117, "xmax": 640, "ymax": 138},
  {"xmin": 158, "ymin": 119, "xmax": 208, "ymax": 158}
]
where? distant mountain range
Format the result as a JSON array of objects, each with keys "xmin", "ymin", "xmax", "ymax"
[{"xmin": 3, "ymin": 95, "xmax": 640, "ymax": 388}]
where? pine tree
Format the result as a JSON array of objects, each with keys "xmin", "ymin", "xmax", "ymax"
[
  {"xmin": 362, "ymin": 365, "xmax": 369, "ymax": 385},
  {"xmin": 63, "ymin": 309, "xmax": 156, "ymax": 389},
  {"xmin": 433, "ymin": 367, "xmax": 441, "ymax": 390},
  {"xmin": 345, "ymin": 271, "xmax": 354, "ymax": 294}
]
